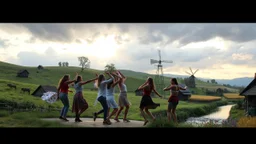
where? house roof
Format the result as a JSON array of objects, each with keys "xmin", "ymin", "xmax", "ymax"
[
  {"xmin": 240, "ymin": 78, "xmax": 256, "ymax": 96},
  {"xmin": 17, "ymin": 69, "xmax": 29, "ymax": 74},
  {"xmin": 31, "ymin": 85, "xmax": 57, "ymax": 95}
]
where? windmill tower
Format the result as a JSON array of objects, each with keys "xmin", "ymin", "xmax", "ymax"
[
  {"xmin": 150, "ymin": 49, "xmax": 173, "ymax": 98},
  {"xmin": 184, "ymin": 67, "xmax": 199, "ymax": 88}
]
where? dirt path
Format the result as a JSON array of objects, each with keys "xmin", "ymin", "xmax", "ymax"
[{"xmin": 42, "ymin": 118, "xmax": 145, "ymax": 127}]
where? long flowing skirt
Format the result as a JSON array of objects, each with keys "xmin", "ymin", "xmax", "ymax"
[{"xmin": 72, "ymin": 92, "xmax": 88, "ymax": 114}]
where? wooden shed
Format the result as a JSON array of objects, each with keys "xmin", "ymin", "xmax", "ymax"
[
  {"xmin": 240, "ymin": 73, "xmax": 256, "ymax": 116},
  {"xmin": 17, "ymin": 70, "xmax": 29, "ymax": 78},
  {"xmin": 31, "ymin": 85, "xmax": 57, "ymax": 97}
]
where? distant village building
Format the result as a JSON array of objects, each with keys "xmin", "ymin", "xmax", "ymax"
[
  {"xmin": 37, "ymin": 65, "xmax": 44, "ymax": 70},
  {"xmin": 240, "ymin": 73, "xmax": 256, "ymax": 116},
  {"xmin": 17, "ymin": 70, "xmax": 29, "ymax": 78},
  {"xmin": 31, "ymin": 85, "xmax": 57, "ymax": 97}
]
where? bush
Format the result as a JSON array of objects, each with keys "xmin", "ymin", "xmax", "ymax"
[
  {"xmin": 147, "ymin": 116, "xmax": 176, "ymax": 127},
  {"xmin": 0, "ymin": 111, "xmax": 9, "ymax": 117},
  {"xmin": 235, "ymin": 100, "xmax": 243, "ymax": 109},
  {"xmin": 221, "ymin": 118, "xmax": 237, "ymax": 127}
]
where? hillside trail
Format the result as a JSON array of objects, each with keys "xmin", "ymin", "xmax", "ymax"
[{"xmin": 42, "ymin": 117, "xmax": 145, "ymax": 127}]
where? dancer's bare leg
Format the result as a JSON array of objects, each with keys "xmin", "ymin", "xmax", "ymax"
[
  {"xmin": 123, "ymin": 105, "xmax": 130, "ymax": 122},
  {"xmin": 107, "ymin": 108, "xmax": 118, "ymax": 120},
  {"xmin": 171, "ymin": 108, "xmax": 177, "ymax": 123},
  {"xmin": 145, "ymin": 108, "xmax": 156, "ymax": 121},
  {"xmin": 114, "ymin": 107, "xmax": 123, "ymax": 122},
  {"xmin": 167, "ymin": 109, "xmax": 172, "ymax": 122},
  {"xmin": 140, "ymin": 108, "xmax": 148, "ymax": 126}
]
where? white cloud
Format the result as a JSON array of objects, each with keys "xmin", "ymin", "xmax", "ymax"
[
  {"xmin": 0, "ymin": 23, "xmax": 256, "ymax": 79},
  {"xmin": 232, "ymin": 53, "xmax": 253, "ymax": 60}
]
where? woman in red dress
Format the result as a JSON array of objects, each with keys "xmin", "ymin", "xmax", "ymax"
[
  {"xmin": 137, "ymin": 77, "xmax": 162, "ymax": 126},
  {"xmin": 163, "ymin": 78, "xmax": 187, "ymax": 123}
]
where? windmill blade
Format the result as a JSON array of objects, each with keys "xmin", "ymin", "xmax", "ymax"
[
  {"xmin": 158, "ymin": 49, "xmax": 161, "ymax": 60},
  {"xmin": 162, "ymin": 60, "xmax": 173, "ymax": 63},
  {"xmin": 189, "ymin": 67, "xmax": 193, "ymax": 74},
  {"xmin": 150, "ymin": 59, "xmax": 159, "ymax": 65},
  {"xmin": 185, "ymin": 71, "xmax": 192, "ymax": 75},
  {"xmin": 193, "ymin": 69, "xmax": 199, "ymax": 75}
]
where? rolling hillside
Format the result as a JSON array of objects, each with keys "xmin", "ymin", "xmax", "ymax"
[{"xmin": 0, "ymin": 61, "xmax": 238, "ymax": 93}]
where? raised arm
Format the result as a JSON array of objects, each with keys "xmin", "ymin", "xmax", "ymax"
[
  {"xmin": 179, "ymin": 86, "xmax": 187, "ymax": 90},
  {"xmin": 137, "ymin": 81, "xmax": 148, "ymax": 90},
  {"xmin": 80, "ymin": 77, "xmax": 98, "ymax": 86},
  {"xmin": 65, "ymin": 72, "xmax": 78, "ymax": 84},
  {"xmin": 101, "ymin": 72, "xmax": 114, "ymax": 84},
  {"xmin": 118, "ymin": 70, "xmax": 126, "ymax": 81},
  {"xmin": 153, "ymin": 87, "xmax": 162, "ymax": 98},
  {"xmin": 163, "ymin": 85, "xmax": 172, "ymax": 91},
  {"xmin": 112, "ymin": 77, "xmax": 121, "ymax": 87}
]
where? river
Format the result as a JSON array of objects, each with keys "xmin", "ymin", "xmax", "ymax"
[{"xmin": 186, "ymin": 104, "xmax": 235, "ymax": 126}]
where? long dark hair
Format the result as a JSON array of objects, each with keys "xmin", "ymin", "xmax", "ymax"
[
  {"xmin": 147, "ymin": 77, "xmax": 155, "ymax": 89},
  {"xmin": 171, "ymin": 78, "xmax": 178, "ymax": 85},
  {"xmin": 75, "ymin": 75, "xmax": 82, "ymax": 84},
  {"xmin": 58, "ymin": 74, "xmax": 70, "ymax": 90},
  {"xmin": 96, "ymin": 74, "xmax": 104, "ymax": 88}
]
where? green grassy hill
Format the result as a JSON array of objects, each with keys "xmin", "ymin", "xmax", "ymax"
[{"xmin": 0, "ymin": 61, "xmax": 238, "ymax": 94}]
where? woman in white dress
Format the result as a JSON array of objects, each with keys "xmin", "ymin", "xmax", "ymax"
[{"xmin": 106, "ymin": 72, "xmax": 122, "ymax": 122}]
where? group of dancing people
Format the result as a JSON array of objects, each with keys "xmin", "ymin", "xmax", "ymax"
[{"xmin": 56, "ymin": 70, "xmax": 187, "ymax": 126}]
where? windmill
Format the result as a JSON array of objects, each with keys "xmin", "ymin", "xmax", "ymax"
[
  {"xmin": 150, "ymin": 49, "xmax": 173, "ymax": 98},
  {"xmin": 184, "ymin": 67, "xmax": 199, "ymax": 88}
]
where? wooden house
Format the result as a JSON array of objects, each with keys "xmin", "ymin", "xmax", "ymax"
[
  {"xmin": 240, "ymin": 73, "xmax": 256, "ymax": 116},
  {"xmin": 31, "ymin": 85, "xmax": 57, "ymax": 97},
  {"xmin": 17, "ymin": 70, "xmax": 29, "ymax": 78}
]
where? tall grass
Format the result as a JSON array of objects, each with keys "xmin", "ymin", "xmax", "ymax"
[
  {"xmin": 189, "ymin": 95, "xmax": 221, "ymax": 102},
  {"xmin": 224, "ymin": 93, "xmax": 244, "ymax": 99},
  {"xmin": 0, "ymin": 110, "xmax": 69, "ymax": 127}
]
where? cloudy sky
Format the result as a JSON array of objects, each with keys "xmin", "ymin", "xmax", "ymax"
[{"xmin": 0, "ymin": 23, "xmax": 255, "ymax": 79}]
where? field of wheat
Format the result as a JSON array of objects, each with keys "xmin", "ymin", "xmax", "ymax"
[
  {"xmin": 237, "ymin": 117, "xmax": 256, "ymax": 127},
  {"xmin": 224, "ymin": 93, "xmax": 245, "ymax": 99},
  {"xmin": 189, "ymin": 95, "xmax": 221, "ymax": 102}
]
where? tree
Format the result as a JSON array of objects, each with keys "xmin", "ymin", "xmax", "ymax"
[
  {"xmin": 211, "ymin": 79, "xmax": 216, "ymax": 84},
  {"xmin": 207, "ymin": 80, "xmax": 209, "ymax": 83},
  {"xmin": 66, "ymin": 62, "xmax": 69, "ymax": 67},
  {"xmin": 58, "ymin": 62, "xmax": 62, "ymax": 67},
  {"xmin": 104, "ymin": 63, "xmax": 116, "ymax": 73},
  {"xmin": 78, "ymin": 56, "xmax": 90, "ymax": 72}
]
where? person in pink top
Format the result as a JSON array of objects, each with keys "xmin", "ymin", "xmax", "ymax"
[{"xmin": 163, "ymin": 78, "xmax": 187, "ymax": 123}]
